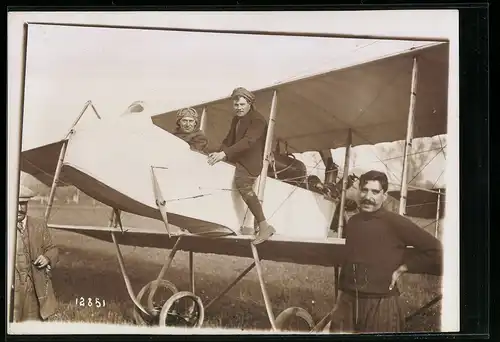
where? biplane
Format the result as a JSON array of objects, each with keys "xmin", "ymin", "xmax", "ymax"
[{"xmin": 17, "ymin": 28, "xmax": 449, "ymax": 332}]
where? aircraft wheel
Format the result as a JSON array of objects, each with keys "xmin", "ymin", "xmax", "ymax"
[
  {"xmin": 133, "ymin": 279, "xmax": 178, "ymax": 326},
  {"xmin": 275, "ymin": 306, "xmax": 315, "ymax": 332},
  {"xmin": 159, "ymin": 291, "xmax": 204, "ymax": 328}
]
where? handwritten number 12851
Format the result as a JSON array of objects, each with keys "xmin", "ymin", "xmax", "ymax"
[{"xmin": 75, "ymin": 297, "xmax": 106, "ymax": 308}]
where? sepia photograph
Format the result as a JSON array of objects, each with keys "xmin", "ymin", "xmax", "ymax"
[{"xmin": 7, "ymin": 10, "xmax": 459, "ymax": 335}]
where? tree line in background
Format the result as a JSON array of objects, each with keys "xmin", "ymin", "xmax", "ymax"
[{"xmin": 21, "ymin": 173, "xmax": 101, "ymax": 205}]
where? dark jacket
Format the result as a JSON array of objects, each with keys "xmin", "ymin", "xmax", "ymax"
[
  {"xmin": 173, "ymin": 128, "xmax": 209, "ymax": 153},
  {"xmin": 20, "ymin": 216, "xmax": 60, "ymax": 319},
  {"xmin": 220, "ymin": 109, "xmax": 268, "ymax": 176}
]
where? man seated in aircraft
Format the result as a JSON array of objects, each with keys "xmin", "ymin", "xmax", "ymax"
[
  {"xmin": 307, "ymin": 174, "xmax": 358, "ymax": 202},
  {"xmin": 173, "ymin": 107, "xmax": 208, "ymax": 153}
]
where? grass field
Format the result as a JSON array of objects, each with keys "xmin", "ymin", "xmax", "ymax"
[{"xmin": 26, "ymin": 203, "xmax": 442, "ymax": 333}]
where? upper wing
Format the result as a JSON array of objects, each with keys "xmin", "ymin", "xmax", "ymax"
[{"xmin": 151, "ymin": 42, "xmax": 449, "ymax": 154}]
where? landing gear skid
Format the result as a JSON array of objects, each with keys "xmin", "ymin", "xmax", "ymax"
[
  {"xmin": 109, "ymin": 205, "xmax": 342, "ymax": 332},
  {"xmin": 109, "ymin": 208, "xmax": 205, "ymax": 328}
]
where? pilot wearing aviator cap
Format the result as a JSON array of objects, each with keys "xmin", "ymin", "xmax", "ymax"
[
  {"xmin": 173, "ymin": 107, "xmax": 209, "ymax": 153},
  {"xmin": 13, "ymin": 184, "xmax": 59, "ymax": 322}
]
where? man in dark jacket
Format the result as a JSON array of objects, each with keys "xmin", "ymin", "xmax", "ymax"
[
  {"xmin": 208, "ymin": 87, "xmax": 275, "ymax": 245},
  {"xmin": 13, "ymin": 185, "xmax": 59, "ymax": 322},
  {"xmin": 173, "ymin": 107, "xmax": 209, "ymax": 153},
  {"xmin": 330, "ymin": 170, "xmax": 443, "ymax": 333}
]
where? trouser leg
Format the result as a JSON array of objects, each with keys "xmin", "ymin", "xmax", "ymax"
[
  {"xmin": 234, "ymin": 164, "xmax": 275, "ymax": 244},
  {"xmin": 234, "ymin": 164, "xmax": 265, "ymax": 223},
  {"xmin": 356, "ymin": 295, "xmax": 405, "ymax": 333},
  {"xmin": 22, "ymin": 288, "xmax": 42, "ymax": 322},
  {"xmin": 330, "ymin": 290, "xmax": 405, "ymax": 334},
  {"xmin": 13, "ymin": 274, "xmax": 41, "ymax": 322},
  {"xmin": 12, "ymin": 286, "xmax": 23, "ymax": 322}
]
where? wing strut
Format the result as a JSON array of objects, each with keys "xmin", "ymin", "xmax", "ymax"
[
  {"xmin": 151, "ymin": 166, "xmax": 174, "ymax": 237},
  {"xmin": 200, "ymin": 107, "xmax": 208, "ymax": 133},
  {"xmin": 44, "ymin": 100, "xmax": 102, "ymax": 224},
  {"xmin": 256, "ymin": 89, "xmax": 278, "ymax": 205},
  {"xmin": 399, "ymin": 57, "xmax": 419, "ymax": 215},
  {"xmin": 252, "ymin": 89, "xmax": 279, "ymax": 330},
  {"xmin": 435, "ymin": 189, "xmax": 442, "ymax": 237},
  {"xmin": 43, "ymin": 140, "xmax": 69, "ymax": 223},
  {"xmin": 325, "ymin": 129, "xmax": 352, "ymax": 332},
  {"xmin": 337, "ymin": 129, "xmax": 353, "ymax": 238}
]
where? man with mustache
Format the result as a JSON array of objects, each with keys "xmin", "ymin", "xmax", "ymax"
[
  {"xmin": 12, "ymin": 185, "xmax": 59, "ymax": 322},
  {"xmin": 330, "ymin": 170, "xmax": 442, "ymax": 333},
  {"xmin": 173, "ymin": 107, "xmax": 209, "ymax": 153},
  {"xmin": 207, "ymin": 87, "xmax": 275, "ymax": 245}
]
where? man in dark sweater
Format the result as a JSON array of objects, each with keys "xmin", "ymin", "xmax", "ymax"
[
  {"xmin": 207, "ymin": 87, "xmax": 275, "ymax": 245},
  {"xmin": 330, "ymin": 170, "xmax": 443, "ymax": 333}
]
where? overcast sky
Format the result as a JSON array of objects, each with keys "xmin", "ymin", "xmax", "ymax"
[{"xmin": 22, "ymin": 24, "xmax": 433, "ymax": 151}]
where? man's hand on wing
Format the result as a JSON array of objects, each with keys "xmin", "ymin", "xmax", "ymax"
[{"xmin": 207, "ymin": 152, "xmax": 226, "ymax": 165}]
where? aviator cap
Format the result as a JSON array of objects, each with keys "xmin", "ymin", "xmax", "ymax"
[
  {"xmin": 177, "ymin": 107, "xmax": 199, "ymax": 123},
  {"xmin": 231, "ymin": 87, "xmax": 255, "ymax": 104}
]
